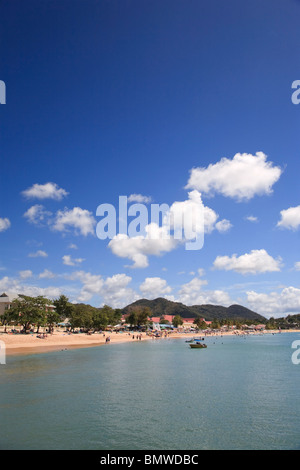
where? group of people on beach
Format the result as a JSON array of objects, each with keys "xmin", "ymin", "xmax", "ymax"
[
  {"xmin": 132, "ymin": 334, "xmax": 142, "ymax": 341},
  {"xmin": 36, "ymin": 333, "xmax": 48, "ymax": 339}
]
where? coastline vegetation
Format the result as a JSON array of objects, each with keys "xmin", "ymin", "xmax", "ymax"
[{"xmin": 1, "ymin": 294, "xmax": 300, "ymax": 334}]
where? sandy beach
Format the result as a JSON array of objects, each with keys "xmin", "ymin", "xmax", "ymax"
[
  {"xmin": 0, "ymin": 330, "xmax": 153, "ymax": 355},
  {"xmin": 1, "ymin": 329, "xmax": 187, "ymax": 355},
  {"xmin": 1, "ymin": 327, "xmax": 297, "ymax": 356}
]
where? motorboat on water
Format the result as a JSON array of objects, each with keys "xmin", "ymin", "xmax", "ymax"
[
  {"xmin": 185, "ymin": 336, "xmax": 205, "ymax": 343},
  {"xmin": 189, "ymin": 342, "xmax": 207, "ymax": 348},
  {"xmin": 189, "ymin": 337, "xmax": 207, "ymax": 348}
]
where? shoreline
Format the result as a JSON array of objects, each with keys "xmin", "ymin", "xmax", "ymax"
[{"xmin": 1, "ymin": 328, "xmax": 299, "ymax": 356}]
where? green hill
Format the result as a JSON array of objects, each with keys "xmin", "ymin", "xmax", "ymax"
[{"xmin": 123, "ymin": 297, "xmax": 266, "ymax": 322}]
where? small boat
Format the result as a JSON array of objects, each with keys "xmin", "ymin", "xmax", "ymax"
[
  {"xmin": 189, "ymin": 342, "xmax": 207, "ymax": 348},
  {"xmin": 186, "ymin": 336, "xmax": 205, "ymax": 343}
]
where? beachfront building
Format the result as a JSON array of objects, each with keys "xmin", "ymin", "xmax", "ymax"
[
  {"xmin": 182, "ymin": 318, "xmax": 197, "ymax": 328},
  {"xmin": 0, "ymin": 292, "xmax": 56, "ymax": 317},
  {"xmin": 254, "ymin": 324, "xmax": 266, "ymax": 331},
  {"xmin": 0, "ymin": 292, "xmax": 19, "ymax": 316},
  {"xmin": 121, "ymin": 312, "xmax": 211, "ymax": 330}
]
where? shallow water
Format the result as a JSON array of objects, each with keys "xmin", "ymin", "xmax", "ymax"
[{"xmin": 0, "ymin": 333, "xmax": 300, "ymax": 450}]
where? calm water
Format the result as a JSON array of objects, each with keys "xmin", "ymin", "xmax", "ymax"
[{"xmin": 0, "ymin": 332, "xmax": 300, "ymax": 450}]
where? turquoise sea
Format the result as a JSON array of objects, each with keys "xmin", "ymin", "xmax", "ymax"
[{"xmin": 0, "ymin": 332, "xmax": 300, "ymax": 450}]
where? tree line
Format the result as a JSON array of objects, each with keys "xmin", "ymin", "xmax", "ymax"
[
  {"xmin": 1, "ymin": 295, "xmax": 122, "ymax": 333},
  {"xmin": 1, "ymin": 293, "xmax": 277, "ymax": 333}
]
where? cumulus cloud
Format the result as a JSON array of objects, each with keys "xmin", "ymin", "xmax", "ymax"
[
  {"xmin": 245, "ymin": 215, "xmax": 258, "ymax": 223},
  {"xmin": 39, "ymin": 269, "xmax": 56, "ymax": 279},
  {"xmin": 62, "ymin": 255, "xmax": 85, "ymax": 266},
  {"xmin": 0, "ymin": 275, "xmax": 62, "ymax": 299},
  {"xmin": 128, "ymin": 194, "xmax": 152, "ymax": 204},
  {"xmin": 139, "ymin": 277, "xmax": 172, "ymax": 299},
  {"xmin": 177, "ymin": 277, "xmax": 232, "ymax": 306},
  {"xmin": 174, "ymin": 192, "xmax": 231, "ymax": 234},
  {"xmin": 23, "ymin": 205, "xmax": 52, "ymax": 225},
  {"xmin": 19, "ymin": 270, "xmax": 33, "ymax": 280},
  {"xmin": 22, "ymin": 182, "xmax": 68, "ymax": 200},
  {"xmin": 247, "ymin": 286, "xmax": 300, "ymax": 318},
  {"xmin": 101, "ymin": 273, "xmax": 138, "ymax": 308},
  {"xmin": 108, "ymin": 191, "xmax": 231, "ymax": 268},
  {"xmin": 213, "ymin": 249, "xmax": 282, "ymax": 274},
  {"xmin": 0, "ymin": 217, "xmax": 11, "ymax": 232},
  {"xmin": 53, "ymin": 207, "xmax": 96, "ymax": 236},
  {"xmin": 108, "ymin": 225, "xmax": 179, "ymax": 268},
  {"xmin": 24, "ymin": 204, "xmax": 96, "ymax": 238},
  {"xmin": 67, "ymin": 271, "xmax": 104, "ymax": 301},
  {"xmin": 277, "ymin": 205, "xmax": 300, "ymax": 230},
  {"xmin": 28, "ymin": 250, "xmax": 48, "ymax": 258},
  {"xmin": 215, "ymin": 219, "xmax": 232, "ymax": 233},
  {"xmin": 186, "ymin": 152, "xmax": 282, "ymax": 201},
  {"xmin": 67, "ymin": 270, "xmax": 138, "ymax": 307}
]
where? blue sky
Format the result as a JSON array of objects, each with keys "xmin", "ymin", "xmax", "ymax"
[{"xmin": 1, "ymin": 0, "xmax": 300, "ymax": 317}]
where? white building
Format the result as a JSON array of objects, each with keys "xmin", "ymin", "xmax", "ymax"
[
  {"xmin": 0, "ymin": 292, "xmax": 20, "ymax": 316},
  {"xmin": 0, "ymin": 292, "xmax": 56, "ymax": 316}
]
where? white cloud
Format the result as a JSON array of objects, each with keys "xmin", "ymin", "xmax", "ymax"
[
  {"xmin": 23, "ymin": 204, "xmax": 52, "ymax": 225},
  {"xmin": 19, "ymin": 270, "xmax": 33, "ymax": 280},
  {"xmin": 245, "ymin": 215, "xmax": 258, "ymax": 223},
  {"xmin": 68, "ymin": 243, "xmax": 78, "ymax": 250},
  {"xmin": 108, "ymin": 190, "xmax": 231, "ymax": 268},
  {"xmin": 277, "ymin": 205, "xmax": 300, "ymax": 230},
  {"xmin": 197, "ymin": 268, "xmax": 205, "ymax": 277},
  {"xmin": 53, "ymin": 207, "xmax": 96, "ymax": 236},
  {"xmin": 39, "ymin": 269, "xmax": 56, "ymax": 279},
  {"xmin": 0, "ymin": 275, "xmax": 62, "ymax": 299},
  {"xmin": 67, "ymin": 271, "xmax": 104, "ymax": 301},
  {"xmin": 169, "ymin": 190, "xmax": 218, "ymax": 236},
  {"xmin": 0, "ymin": 217, "xmax": 11, "ymax": 232},
  {"xmin": 66, "ymin": 270, "xmax": 138, "ymax": 307},
  {"xmin": 22, "ymin": 182, "xmax": 68, "ymax": 200},
  {"xmin": 213, "ymin": 249, "xmax": 282, "ymax": 274},
  {"xmin": 177, "ymin": 277, "xmax": 232, "ymax": 306},
  {"xmin": 215, "ymin": 219, "xmax": 232, "ymax": 233},
  {"xmin": 108, "ymin": 225, "xmax": 179, "ymax": 268},
  {"xmin": 128, "ymin": 194, "xmax": 152, "ymax": 204},
  {"xmin": 294, "ymin": 262, "xmax": 300, "ymax": 271},
  {"xmin": 247, "ymin": 286, "xmax": 300, "ymax": 318},
  {"xmin": 24, "ymin": 205, "xmax": 95, "ymax": 237},
  {"xmin": 62, "ymin": 255, "xmax": 85, "ymax": 266},
  {"xmin": 139, "ymin": 277, "xmax": 172, "ymax": 299},
  {"xmin": 101, "ymin": 274, "xmax": 138, "ymax": 308},
  {"xmin": 28, "ymin": 250, "xmax": 48, "ymax": 258},
  {"xmin": 202, "ymin": 205, "xmax": 218, "ymax": 233},
  {"xmin": 198, "ymin": 201, "xmax": 231, "ymax": 234},
  {"xmin": 186, "ymin": 152, "xmax": 282, "ymax": 201}
]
